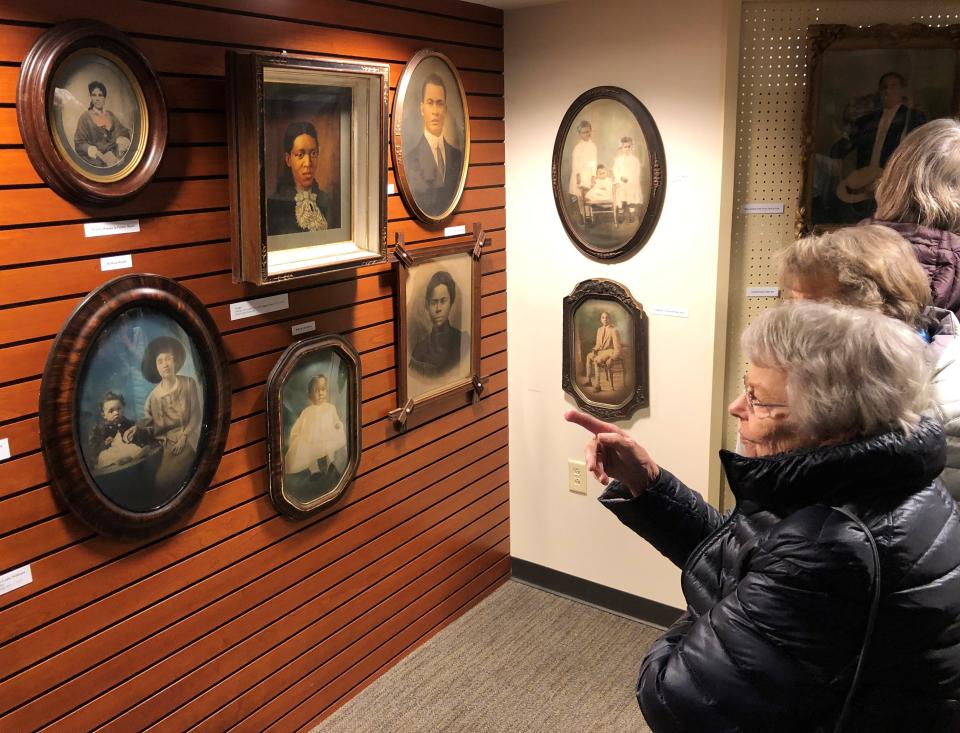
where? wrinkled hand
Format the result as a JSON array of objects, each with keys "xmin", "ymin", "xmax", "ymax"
[
  {"xmin": 564, "ymin": 409, "xmax": 660, "ymax": 497},
  {"xmin": 122, "ymin": 425, "xmax": 138, "ymax": 444}
]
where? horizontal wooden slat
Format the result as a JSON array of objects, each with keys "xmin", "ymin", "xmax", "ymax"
[
  {"xmin": 0, "ymin": 235, "xmax": 505, "ymax": 370},
  {"xmin": 0, "ymin": 419, "xmax": 510, "ymax": 699},
  {"xmin": 252, "ymin": 554, "xmax": 510, "ymax": 732},
  {"xmin": 8, "ymin": 469, "xmax": 509, "ymax": 729},
  {"xmin": 0, "ymin": 0, "xmax": 503, "ymax": 71},
  {"xmin": 184, "ymin": 0, "xmax": 503, "ymax": 49},
  {"xmin": 0, "ymin": 3, "xmax": 505, "ymax": 726},
  {"xmin": 365, "ymin": 0, "xmax": 503, "ymax": 25},
  {"xmin": 0, "ymin": 373, "xmax": 508, "ymax": 625}
]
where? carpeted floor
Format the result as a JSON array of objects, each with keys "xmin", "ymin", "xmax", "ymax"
[{"xmin": 313, "ymin": 579, "xmax": 660, "ymax": 732}]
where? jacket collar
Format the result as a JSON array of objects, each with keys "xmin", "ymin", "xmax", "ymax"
[{"xmin": 719, "ymin": 417, "xmax": 945, "ymax": 512}]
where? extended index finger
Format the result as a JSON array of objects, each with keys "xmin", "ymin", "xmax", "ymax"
[{"xmin": 564, "ymin": 409, "xmax": 622, "ymax": 437}]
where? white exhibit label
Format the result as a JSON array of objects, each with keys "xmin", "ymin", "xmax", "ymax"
[
  {"xmin": 741, "ymin": 203, "xmax": 785, "ymax": 215},
  {"xmin": 746, "ymin": 286, "xmax": 780, "ymax": 297},
  {"xmin": 291, "ymin": 321, "xmax": 316, "ymax": 336},
  {"xmin": 0, "ymin": 438, "xmax": 9, "ymax": 461},
  {"xmin": 0, "ymin": 565, "xmax": 32, "ymax": 597},
  {"xmin": 650, "ymin": 306, "xmax": 689, "ymax": 318},
  {"xmin": 444, "ymin": 224, "xmax": 467, "ymax": 237},
  {"xmin": 387, "ymin": 183, "xmax": 396, "ymax": 195},
  {"xmin": 230, "ymin": 293, "xmax": 290, "ymax": 321},
  {"xmin": 100, "ymin": 254, "xmax": 133, "ymax": 271},
  {"xmin": 84, "ymin": 219, "xmax": 141, "ymax": 237}
]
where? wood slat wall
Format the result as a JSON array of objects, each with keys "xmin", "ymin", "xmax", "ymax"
[{"xmin": 0, "ymin": 1, "xmax": 508, "ymax": 730}]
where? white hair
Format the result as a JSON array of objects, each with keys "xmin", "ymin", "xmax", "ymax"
[{"xmin": 742, "ymin": 302, "xmax": 930, "ymax": 440}]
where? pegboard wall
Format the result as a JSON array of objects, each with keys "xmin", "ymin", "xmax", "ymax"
[{"xmin": 721, "ymin": 0, "xmax": 960, "ymax": 509}]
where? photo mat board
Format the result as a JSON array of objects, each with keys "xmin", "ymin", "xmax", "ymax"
[
  {"xmin": 49, "ymin": 48, "xmax": 146, "ymax": 182},
  {"xmin": 800, "ymin": 23, "xmax": 960, "ymax": 233}
]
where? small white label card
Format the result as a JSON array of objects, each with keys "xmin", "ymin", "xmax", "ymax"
[
  {"xmin": 444, "ymin": 224, "xmax": 467, "ymax": 237},
  {"xmin": 746, "ymin": 286, "xmax": 780, "ymax": 297},
  {"xmin": 84, "ymin": 219, "xmax": 141, "ymax": 238},
  {"xmin": 0, "ymin": 565, "xmax": 32, "ymax": 597},
  {"xmin": 650, "ymin": 305, "xmax": 689, "ymax": 318},
  {"xmin": 741, "ymin": 203, "xmax": 785, "ymax": 215},
  {"xmin": 291, "ymin": 321, "xmax": 316, "ymax": 336},
  {"xmin": 0, "ymin": 437, "xmax": 9, "ymax": 461},
  {"xmin": 387, "ymin": 183, "xmax": 396, "ymax": 195},
  {"xmin": 230, "ymin": 293, "xmax": 290, "ymax": 321},
  {"xmin": 100, "ymin": 254, "xmax": 133, "ymax": 272}
]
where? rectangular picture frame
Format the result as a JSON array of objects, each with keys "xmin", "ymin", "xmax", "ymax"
[
  {"xmin": 226, "ymin": 50, "xmax": 389, "ymax": 284},
  {"xmin": 799, "ymin": 23, "xmax": 960, "ymax": 234},
  {"xmin": 391, "ymin": 240, "xmax": 482, "ymax": 428}
]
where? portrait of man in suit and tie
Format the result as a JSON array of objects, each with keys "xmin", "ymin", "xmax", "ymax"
[
  {"xmin": 394, "ymin": 51, "xmax": 470, "ymax": 223},
  {"xmin": 802, "ymin": 31, "xmax": 957, "ymax": 230}
]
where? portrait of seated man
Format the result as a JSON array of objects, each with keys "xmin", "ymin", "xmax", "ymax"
[
  {"xmin": 584, "ymin": 311, "xmax": 622, "ymax": 390},
  {"xmin": 829, "ymin": 71, "xmax": 927, "ymax": 208},
  {"xmin": 404, "ymin": 73, "xmax": 464, "ymax": 217},
  {"xmin": 409, "ymin": 269, "xmax": 463, "ymax": 378}
]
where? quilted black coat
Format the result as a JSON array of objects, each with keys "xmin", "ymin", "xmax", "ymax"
[{"xmin": 600, "ymin": 418, "xmax": 960, "ymax": 732}]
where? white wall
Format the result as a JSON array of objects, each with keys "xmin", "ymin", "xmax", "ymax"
[{"xmin": 505, "ymin": 0, "xmax": 738, "ymax": 608}]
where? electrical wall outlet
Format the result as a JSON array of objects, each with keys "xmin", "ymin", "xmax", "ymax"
[{"xmin": 568, "ymin": 459, "xmax": 587, "ymax": 495}]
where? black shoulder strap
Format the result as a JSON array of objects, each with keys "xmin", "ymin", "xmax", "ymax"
[{"xmin": 830, "ymin": 506, "xmax": 882, "ymax": 733}]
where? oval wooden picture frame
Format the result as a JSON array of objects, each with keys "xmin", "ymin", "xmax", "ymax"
[
  {"xmin": 266, "ymin": 334, "xmax": 362, "ymax": 519},
  {"xmin": 552, "ymin": 86, "xmax": 666, "ymax": 261},
  {"xmin": 17, "ymin": 19, "xmax": 168, "ymax": 206},
  {"xmin": 391, "ymin": 48, "xmax": 471, "ymax": 225},
  {"xmin": 39, "ymin": 274, "xmax": 231, "ymax": 538}
]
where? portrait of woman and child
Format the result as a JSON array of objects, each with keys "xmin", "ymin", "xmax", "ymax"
[{"xmin": 78, "ymin": 312, "xmax": 206, "ymax": 513}]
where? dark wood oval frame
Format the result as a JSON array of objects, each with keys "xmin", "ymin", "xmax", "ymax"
[
  {"xmin": 562, "ymin": 278, "xmax": 649, "ymax": 421},
  {"xmin": 552, "ymin": 86, "xmax": 666, "ymax": 261},
  {"xmin": 265, "ymin": 335, "xmax": 362, "ymax": 519},
  {"xmin": 39, "ymin": 274, "xmax": 231, "ymax": 538},
  {"xmin": 391, "ymin": 48, "xmax": 471, "ymax": 226},
  {"xmin": 17, "ymin": 19, "xmax": 168, "ymax": 206}
]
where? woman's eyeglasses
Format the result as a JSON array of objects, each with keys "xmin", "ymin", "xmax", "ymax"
[{"xmin": 742, "ymin": 375, "xmax": 788, "ymax": 418}]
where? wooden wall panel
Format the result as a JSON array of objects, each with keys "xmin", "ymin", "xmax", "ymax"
[{"xmin": 0, "ymin": 1, "xmax": 507, "ymax": 730}]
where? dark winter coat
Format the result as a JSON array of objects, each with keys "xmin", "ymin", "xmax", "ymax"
[
  {"xmin": 866, "ymin": 218, "xmax": 960, "ymax": 316},
  {"xmin": 600, "ymin": 418, "xmax": 960, "ymax": 732}
]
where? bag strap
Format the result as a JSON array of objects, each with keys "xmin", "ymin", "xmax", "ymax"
[{"xmin": 830, "ymin": 506, "xmax": 882, "ymax": 733}]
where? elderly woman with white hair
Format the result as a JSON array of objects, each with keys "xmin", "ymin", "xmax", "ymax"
[
  {"xmin": 779, "ymin": 224, "xmax": 960, "ymax": 499},
  {"xmin": 567, "ymin": 302, "xmax": 960, "ymax": 732},
  {"xmin": 866, "ymin": 118, "xmax": 960, "ymax": 315}
]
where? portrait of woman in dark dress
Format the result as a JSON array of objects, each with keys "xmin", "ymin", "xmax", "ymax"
[
  {"xmin": 266, "ymin": 121, "xmax": 339, "ymax": 236},
  {"xmin": 73, "ymin": 80, "xmax": 132, "ymax": 169}
]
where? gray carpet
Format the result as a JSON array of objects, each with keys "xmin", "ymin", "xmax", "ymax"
[{"xmin": 313, "ymin": 579, "xmax": 660, "ymax": 732}]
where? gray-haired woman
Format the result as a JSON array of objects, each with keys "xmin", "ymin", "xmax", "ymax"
[
  {"xmin": 779, "ymin": 224, "xmax": 960, "ymax": 499},
  {"xmin": 866, "ymin": 118, "xmax": 960, "ymax": 315},
  {"xmin": 567, "ymin": 302, "xmax": 960, "ymax": 732}
]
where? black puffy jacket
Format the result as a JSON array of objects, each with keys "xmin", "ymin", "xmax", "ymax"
[{"xmin": 600, "ymin": 418, "xmax": 960, "ymax": 732}]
